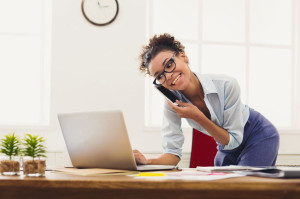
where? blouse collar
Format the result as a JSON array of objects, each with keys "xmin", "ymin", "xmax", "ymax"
[{"xmin": 194, "ymin": 73, "xmax": 218, "ymax": 95}]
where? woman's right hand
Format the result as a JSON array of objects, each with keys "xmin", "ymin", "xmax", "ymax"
[{"xmin": 133, "ymin": 149, "xmax": 148, "ymax": 165}]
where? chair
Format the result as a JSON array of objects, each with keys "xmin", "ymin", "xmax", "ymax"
[{"xmin": 189, "ymin": 129, "xmax": 218, "ymax": 168}]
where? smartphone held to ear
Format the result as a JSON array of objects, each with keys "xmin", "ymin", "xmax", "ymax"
[{"xmin": 154, "ymin": 85, "xmax": 179, "ymax": 105}]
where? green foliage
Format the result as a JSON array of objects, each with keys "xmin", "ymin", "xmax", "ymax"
[
  {"xmin": 0, "ymin": 133, "xmax": 21, "ymax": 160},
  {"xmin": 22, "ymin": 134, "xmax": 47, "ymax": 159}
]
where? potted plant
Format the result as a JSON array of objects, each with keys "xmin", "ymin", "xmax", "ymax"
[
  {"xmin": 0, "ymin": 133, "xmax": 21, "ymax": 175},
  {"xmin": 22, "ymin": 134, "xmax": 47, "ymax": 176}
]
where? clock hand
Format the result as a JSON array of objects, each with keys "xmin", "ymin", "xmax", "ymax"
[{"xmin": 98, "ymin": 0, "xmax": 110, "ymax": 8}]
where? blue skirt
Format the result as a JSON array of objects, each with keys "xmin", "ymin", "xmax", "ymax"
[{"xmin": 214, "ymin": 108, "xmax": 279, "ymax": 166}]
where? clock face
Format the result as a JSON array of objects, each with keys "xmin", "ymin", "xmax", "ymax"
[{"xmin": 82, "ymin": 0, "xmax": 119, "ymax": 26}]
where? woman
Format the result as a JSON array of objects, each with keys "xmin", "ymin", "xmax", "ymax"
[{"xmin": 134, "ymin": 33, "xmax": 279, "ymax": 167}]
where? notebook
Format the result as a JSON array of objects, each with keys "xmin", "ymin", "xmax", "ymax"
[
  {"xmin": 197, "ymin": 166, "xmax": 300, "ymax": 178},
  {"xmin": 57, "ymin": 110, "xmax": 175, "ymax": 171},
  {"xmin": 237, "ymin": 166, "xmax": 300, "ymax": 178}
]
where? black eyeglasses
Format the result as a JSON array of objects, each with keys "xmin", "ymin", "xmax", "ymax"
[{"xmin": 153, "ymin": 53, "xmax": 177, "ymax": 85}]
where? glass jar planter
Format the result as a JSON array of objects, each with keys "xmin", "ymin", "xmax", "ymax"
[
  {"xmin": 0, "ymin": 156, "xmax": 21, "ymax": 175},
  {"xmin": 23, "ymin": 157, "xmax": 46, "ymax": 177}
]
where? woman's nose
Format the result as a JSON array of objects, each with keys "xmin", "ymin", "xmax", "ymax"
[{"xmin": 165, "ymin": 72, "xmax": 173, "ymax": 80}]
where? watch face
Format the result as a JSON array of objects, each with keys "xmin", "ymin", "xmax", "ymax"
[{"xmin": 82, "ymin": 0, "xmax": 119, "ymax": 26}]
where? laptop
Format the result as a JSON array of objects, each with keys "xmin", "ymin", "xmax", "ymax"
[{"xmin": 57, "ymin": 110, "xmax": 175, "ymax": 171}]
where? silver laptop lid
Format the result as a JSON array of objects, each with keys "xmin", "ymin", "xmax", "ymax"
[{"xmin": 58, "ymin": 110, "xmax": 138, "ymax": 170}]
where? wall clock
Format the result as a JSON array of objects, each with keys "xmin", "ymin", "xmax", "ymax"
[{"xmin": 82, "ymin": 0, "xmax": 119, "ymax": 26}]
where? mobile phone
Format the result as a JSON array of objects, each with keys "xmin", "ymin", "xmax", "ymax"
[{"xmin": 154, "ymin": 85, "xmax": 179, "ymax": 105}]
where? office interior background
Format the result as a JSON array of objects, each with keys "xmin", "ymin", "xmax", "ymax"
[{"xmin": 0, "ymin": 0, "xmax": 300, "ymax": 167}]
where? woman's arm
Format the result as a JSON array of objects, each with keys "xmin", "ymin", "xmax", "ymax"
[
  {"xmin": 166, "ymin": 100, "xmax": 230, "ymax": 146},
  {"xmin": 192, "ymin": 108, "xmax": 230, "ymax": 145},
  {"xmin": 133, "ymin": 150, "xmax": 180, "ymax": 165}
]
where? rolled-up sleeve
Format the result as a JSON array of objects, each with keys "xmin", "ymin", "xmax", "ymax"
[
  {"xmin": 221, "ymin": 78, "xmax": 245, "ymax": 150},
  {"xmin": 161, "ymin": 102, "xmax": 184, "ymax": 159}
]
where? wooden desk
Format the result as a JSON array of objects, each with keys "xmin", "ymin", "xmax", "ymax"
[{"xmin": 0, "ymin": 171, "xmax": 300, "ymax": 199}]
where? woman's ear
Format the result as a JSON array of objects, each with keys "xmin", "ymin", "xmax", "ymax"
[{"xmin": 178, "ymin": 52, "xmax": 189, "ymax": 64}]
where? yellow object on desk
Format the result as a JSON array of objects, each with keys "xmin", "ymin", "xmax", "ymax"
[{"xmin": 137, "ymin": 172, "xmax": 166, "ymax": 177}]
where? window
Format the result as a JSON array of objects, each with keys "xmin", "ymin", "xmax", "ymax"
[
  {"xmin": 0, "ymin": 0, "xmax": 51, "ymax": 126},
  {"xmin": 146, "ymin": 0, "xmax": 300, "ymax": 132}
]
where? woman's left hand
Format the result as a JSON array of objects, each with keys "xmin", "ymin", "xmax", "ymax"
[{"xmin": 166, "ymin": 100, "xmax": 204, "ymax": 120}]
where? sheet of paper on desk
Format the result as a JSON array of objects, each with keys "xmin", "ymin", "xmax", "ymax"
[
  {"xmin": 52, "ymin": 168, "xmax": 137, "ymax": 176},
  {"xmin": 166, "ymin": 171, "xmax": 244, "ymax": 181},
  {"xmin": 196, "ymin": 165, "xmax": 260, "ymax": 172},
  {"xmin": 132, "ymin": 170, "xmax": 244, "ymax": 181}
]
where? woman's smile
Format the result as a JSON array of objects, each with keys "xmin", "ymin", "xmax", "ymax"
[
  {"xmin": 171, "ymin": 73, "xmax": 182, "ymax": 86},
  {"xmin": 172, "ymin": 73, "xmax": 181, "ymax": 84}
]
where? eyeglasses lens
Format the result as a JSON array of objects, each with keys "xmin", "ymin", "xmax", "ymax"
[{"xmin": 155, "ymin": 59, "xmax": 176, "ymax": 84}]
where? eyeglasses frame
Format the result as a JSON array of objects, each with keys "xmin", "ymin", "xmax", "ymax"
[{"xmin": 152, "ymin": 52, "xmax": 177, "ymax": 85}]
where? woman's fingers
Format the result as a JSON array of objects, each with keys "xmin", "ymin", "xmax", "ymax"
[
  {"xmin": 133, "ymin": 149, "xmax": 147, "ymax": 165},
  {"xmin": 175, "ymin": 100, "xmax": 184, "ymax": 106},
  {"xmin": 166, "ymin": 100, "xmax": 176, "ymax": 107},
  {"xmin": 176, "ymin": 100, "xmax": 191, "ymax": 107},
  {"xmin": 133, "ymin": 149, "xmax": 140, "ymax": 153}
]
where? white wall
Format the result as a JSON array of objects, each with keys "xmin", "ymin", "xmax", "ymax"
[
  {"xmin": 2, "ymin": 0, "xmax": 299, "ymax": 165},
  {"xmin": 48, "ymin": 0, "xmax": 194, "ymax": 158}
]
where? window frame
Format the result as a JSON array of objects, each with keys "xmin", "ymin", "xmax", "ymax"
[
  {"xmin": 0, "ymin": 0, "xmax": 52, "ymax": 129},
  {"xmin": 145, "ymin": 0, "xmax": 300, "ymax": 135}
]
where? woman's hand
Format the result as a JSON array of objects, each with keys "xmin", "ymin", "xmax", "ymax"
[
  {"xmin": 168, "ymin": 100, "xmax": 230, "ymax": 146},
  {"xmin": 167, "ymin": 100, "xmax": 204, "ymax": 120},
  {"xmin": 133, "ymin": 149, "xmax": 148, "ymax": 165}
]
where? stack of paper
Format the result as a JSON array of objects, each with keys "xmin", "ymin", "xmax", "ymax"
[
  {"xmin": 236, "ymin": 166, "xmax": 300, "ymax": 178},
  {"xmin": 197, "ymin": 166, "xmax": 300, "ymax": 178},
  {"xmin": 196, "ymin": 165, "xmax": 259, "ymax": 172}
]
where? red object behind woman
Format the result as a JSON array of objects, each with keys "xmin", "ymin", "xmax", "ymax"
[{"xmin": 190, "ymin": 129, "xmax": 217, "ymax": 168}]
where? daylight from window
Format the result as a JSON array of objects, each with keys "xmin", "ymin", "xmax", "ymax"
[
  {"xmin": 146, "ymin": 0, "xmax": 299, "ymax": 132},
  {"xmin": 0, "ymin": 0, "xmax": 51, "ymax": 126}
]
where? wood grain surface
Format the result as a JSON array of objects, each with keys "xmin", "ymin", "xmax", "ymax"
[{"xmin": 0, "ymin": 171, "xmax": 300, "ymax": 199}]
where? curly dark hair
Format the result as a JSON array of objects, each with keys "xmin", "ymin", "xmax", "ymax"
[{"xmin": 139, "ymin": 33, "xmax": 185, "ymax": 74}]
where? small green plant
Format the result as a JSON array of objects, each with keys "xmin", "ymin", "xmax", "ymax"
[
  {"xmin": 22, "ymin": 134, "xmax": 47, "ymax": 160},
  {"xmin": 0, "ymin": 133, "xmax": 21, "ymax": 160}
]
